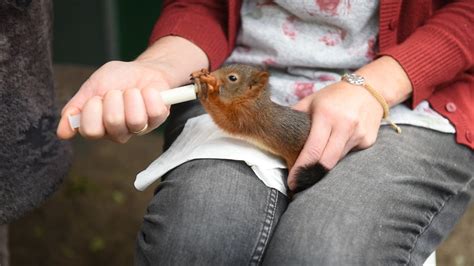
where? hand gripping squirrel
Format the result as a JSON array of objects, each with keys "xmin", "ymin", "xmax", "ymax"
[{"xmin": 192, "ymin": 64, "xmax": 327, "ymax": 193}]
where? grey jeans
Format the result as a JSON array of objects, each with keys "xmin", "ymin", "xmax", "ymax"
[{"xmin": 135, "ymin": 101, "xmax": 474, "ymax": 265}]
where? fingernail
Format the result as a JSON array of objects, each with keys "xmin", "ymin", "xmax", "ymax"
[{"xmin": 68, "ymin": 114, "xmax": 81, "ymax": 129}]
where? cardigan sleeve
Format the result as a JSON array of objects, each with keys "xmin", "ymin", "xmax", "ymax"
[
  {"xmin": 380, "ymin": 0, "xmax": 474, "ymax": 108},
  {"xmin": 148, "ymin": 0, "xmax": 231, "ymax": 70}
]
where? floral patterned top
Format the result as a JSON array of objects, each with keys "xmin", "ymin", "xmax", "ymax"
[{"xmin": 227, "ymin": 0, "xmax": 455, "ymax": 133}]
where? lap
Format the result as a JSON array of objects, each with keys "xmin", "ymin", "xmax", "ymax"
[
  {"xmin": 264, "ymin": 125, "xmax": 474, "ymax": 265},
  {"xmin": 135, "ymin": 159, "xmax": 288, "ymax": 265},
  {"xmin": 139, "ymin": 101, "xmax": 474, "ymax": 265}
]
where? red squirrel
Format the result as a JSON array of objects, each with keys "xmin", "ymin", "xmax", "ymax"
[{"xmin": 191, "ymin": 64, "xmax": 327, "ymax": 193}]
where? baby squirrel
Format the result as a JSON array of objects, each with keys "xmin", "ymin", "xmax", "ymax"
[{"xmin": 192, "ymin": 64, "xmax": 327, "ymax": 193}]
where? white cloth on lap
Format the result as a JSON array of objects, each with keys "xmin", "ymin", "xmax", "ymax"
[{"xmin": 135, "ymin": 114, "xmax": 288, "ymax": 195}]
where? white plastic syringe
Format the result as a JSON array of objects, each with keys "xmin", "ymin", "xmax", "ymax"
[{"xmin": 68, "ymin": 84, "xmax": 198, "ymax": 129}]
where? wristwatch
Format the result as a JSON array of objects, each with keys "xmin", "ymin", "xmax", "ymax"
[
  {"xmin": 341, "ymin": 73, "xmax": 366, "ymax": 86},
  {"xmin": 341, "ymin": 73, "xmax": 402, "ymax": 133},
  {"xmin": 341, "ymin": 73, "xmax": 388, "ymax": 118}
]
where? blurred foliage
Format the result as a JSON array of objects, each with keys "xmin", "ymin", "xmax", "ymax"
[
  {"xmin": 33, "ymin": 225, "xmax": 45, "ymax": 239},
  {"xmin": 89, "ymin": 237, "xmax": 106, "ymax": 253},
  {"xmin": 61, "ymin": 246, "xmax": 76, "ymax": 259},
  {"xmin": 65, "ymin": 176, "xmax": 98, "ymax": 197},
  {"xmin": 112, "ymin": 190, "xmax": 126, "ymax": 205}
]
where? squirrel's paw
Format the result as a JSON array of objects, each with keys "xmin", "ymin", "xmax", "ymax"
[
  {"xmin": 192, "ymin": 70, "xmax": 220, "ymax": 99},
  {"xmin": 190, "ymin": 68, "xmax": 210, "ymax": 80}
]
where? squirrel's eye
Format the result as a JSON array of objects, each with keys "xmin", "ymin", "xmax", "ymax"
[{"xmin": 228, "ymin": 74, "xmax": 238, "ymax": 82}]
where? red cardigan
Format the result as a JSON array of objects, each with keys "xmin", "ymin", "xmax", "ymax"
[{"xmin": 150, "ymin": 0, "xmax": 474, "ymax": 149}]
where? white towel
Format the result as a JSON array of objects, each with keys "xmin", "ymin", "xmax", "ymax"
[{"xmin": 135, "ymin": 114, "xmax": 289, "ymax": 195}]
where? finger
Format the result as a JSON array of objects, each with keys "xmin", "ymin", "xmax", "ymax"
[
  {"xmin": 57, "ymin": 106, "xmax": 81, "ymax": 139},
  {"xmin": 342, "ymin": 141, "xmax": 356, "ymax": 159},
  {"xmin": 288, "ymin": 117, "xmax": 331, "ymax": 190},
  {"xmin": 341, "ymin": 132, "xmax": 363, "ymax": 158},
  {"xmin": 78, "ymin": 96, "xmax": 105, "ymax": 139},
  {"xmin": 60, "ymin": 79, "xmax": 96, "ymax": 116},
  {"xmin": 141, "ymin": 87, "xmax": 170, "ymax": 131},
  {"xmin": 317, "ymin": 124, "xmax": 353, "ymax": 170},
  {"xmin": 124, "ymin": 88, "xmax": 148, "ymax": 134},
  {"xmin": 342, "ymin": 125, "xmax": 377, "ymax": 155},
  {"xmin": 292, "ymin": 95, "xmax": 314, "ymax": 112},
  {"xmin": 57, "ymin": 80, "xmax": 96, "ymax": 139},
  {"xmin": 103, "ymin": 90, "xmax": 131, "ymax": 143}
]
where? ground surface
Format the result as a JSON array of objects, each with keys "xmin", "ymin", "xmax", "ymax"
[{"xmin": 9, "ymin": 65, "xmax": 474, "ymax": 265}]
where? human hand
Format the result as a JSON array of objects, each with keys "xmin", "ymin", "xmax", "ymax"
[
  {"xmin": 56, "ymin": 60, "xmax": 173, "ymax": 143},
  {"xmin": 287, "ymin": 81, "xmax": 385, "ymax": 190},
  {"xmin": 287, "ymin": 56, "xmax": 413, "ymax": 191},
  {"xmin": 56, "ymin": 36, "xmax": 209, "ymax": 143}
]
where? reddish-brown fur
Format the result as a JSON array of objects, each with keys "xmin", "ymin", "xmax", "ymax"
[{"xmin": 191, "ymin": 64, "xmax": 311, "ymax": 169}]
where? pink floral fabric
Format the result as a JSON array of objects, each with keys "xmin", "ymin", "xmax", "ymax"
[
  {"xmin": 226, "ymin": 0, "xmax": 455, "ymax": 133},
  {"xmin": 227, "ymin": 0, "xmax": 379, "ymax": 104}
]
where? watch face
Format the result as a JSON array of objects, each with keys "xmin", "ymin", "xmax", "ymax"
[{"xmin": 343, "ymin": 73, "xmax": 365, "ymax": 85}]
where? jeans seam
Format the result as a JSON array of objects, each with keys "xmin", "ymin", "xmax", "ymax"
[
  {"xmin": 405, "ymin": 177, "xmax": 474, "ymax": 265},
  {"xmin": 249, "ymin": 188, "xmax": 278, "ymax": 266}
]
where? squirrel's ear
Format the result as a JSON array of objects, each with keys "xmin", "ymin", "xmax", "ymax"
[{"xmin": 250, "ymin": 71, "xmax": 269, "ymax": 90}]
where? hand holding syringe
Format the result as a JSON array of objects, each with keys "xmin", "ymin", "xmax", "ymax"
[
  {"xmin": 55, "ymin": 34, "xmax": 211, "ymax": 141},
  {"xmin": 66, "ymin": 84, "xmax": 198, "ymax": 134}
]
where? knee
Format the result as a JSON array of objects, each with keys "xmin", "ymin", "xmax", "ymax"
[
  {"xmin": 264, "ymin": 189, "xmax": 414, "ymax": 265},
  {"xmin": 136, "ymin": 159, "xmax": 276, "ymax": 265},
  {"xmin": 265, "ymin": 212, "xmax": 408, "ymax": 265},
  {"xmin": 142, "ymin": 159, "xmax": 262, "ymax": 228}
]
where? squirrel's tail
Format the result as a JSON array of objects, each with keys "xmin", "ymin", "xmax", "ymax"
[{"xmin": 291, "ymin": 163, "xmax": 328, "ymax": 195}]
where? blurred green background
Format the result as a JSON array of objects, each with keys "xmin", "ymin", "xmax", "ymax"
[
  {"xmin": 53, "ymin": 0, "xmax": 163, "ymax": 65},
  {"xmin": 8, "ymin": 0, "xmax": 474, "ymax": 265}
]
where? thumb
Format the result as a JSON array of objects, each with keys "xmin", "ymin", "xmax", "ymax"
[
  {"xmin": 56, "ymin": 87, "xmax": 94, "ymax": 139},
  {"xmin": 56, "ymin": 106, "xmax": 81, "ymax": 139}
]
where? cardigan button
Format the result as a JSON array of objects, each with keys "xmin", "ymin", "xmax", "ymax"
[
  {"xmin": 388, "ymin": 19, "xmax": 398, "ymax": 31},
  {"xmin": 445, "ymin": 102, "xmax": 457, "ymax": 113},
  {"xmin": 466, "ymin": 131, "xmax": 472, "ymax": 143}
]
